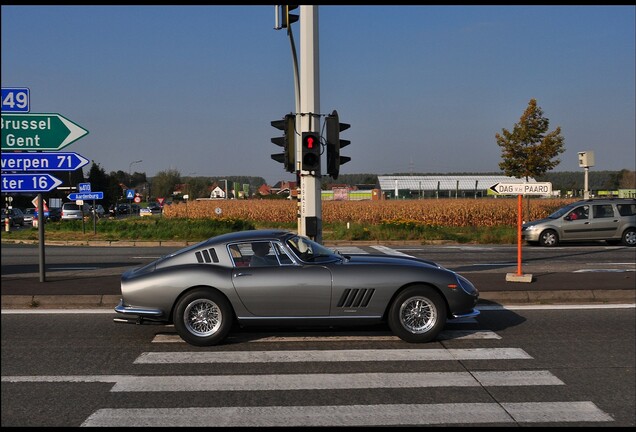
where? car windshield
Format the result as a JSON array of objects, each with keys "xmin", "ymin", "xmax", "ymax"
[
  {"xmin": 547, "ymin": 204, "xmax": 576, "ymax": 219},
  {"xmin": 286, "ymin": 235, "xmax": 340, "ymax": 262}
]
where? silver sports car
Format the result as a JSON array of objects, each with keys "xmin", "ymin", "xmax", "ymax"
[{"xmin": 114, "ymin": 229, "xmax": 479, "ymax": 346}]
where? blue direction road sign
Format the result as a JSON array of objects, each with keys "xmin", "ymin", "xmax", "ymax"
[
  {"xmin": 68, "ymin": 192, "xmax": 104, "ymax": 201},
  {"xmin": 1, "ymin": 88, "xmax": 30, "ymax": 112},
  {"xmin": 1, "ymin": 152, "xmax": 89, "ymax": 172},
  {"xmin": 1, "ymin": 173, "xmax": 62, "ymax": 193},
  {"xmin": 78, "ymin": 182, "xmax": 91, "ymax": 192}
]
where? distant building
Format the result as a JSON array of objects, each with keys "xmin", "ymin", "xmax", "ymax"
[{"xmin": 377, "ymin": 175, "xmax": 538, "ymax": 199}]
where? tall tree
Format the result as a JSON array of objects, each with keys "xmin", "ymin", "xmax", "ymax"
[
  {"xmin": 496, "ymin": 98, "xmax": 565, "ymax": 180},
  {"xmin": 151, "ymin": 169, "xmax": 181, "ymax": 199}
]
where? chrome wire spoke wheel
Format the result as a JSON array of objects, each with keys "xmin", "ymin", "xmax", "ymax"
[
  {"xmin": 399, "ymin": 296, "xmax": 437, "ymax": 334},
  {"xmin": 184, "ymin": 299, "xmax": 222, "ymax": 337}
]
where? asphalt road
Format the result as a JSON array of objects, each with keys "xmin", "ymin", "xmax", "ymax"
[{"xmin": 1, "ymin": 241, "xmax": 634, "ymax": 308}]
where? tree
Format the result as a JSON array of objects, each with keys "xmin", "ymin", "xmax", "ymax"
[
  {"xmin": 496, "ymin": 98, "xmax": 565, "ymax": 180},
  {"xmin": 86, "ymin": 162, "xmax": 116, "ymax": 208},
  {"xmin": 186, "ymin": 177, "xmax": 210, "ymax": 199},
  {"xmin": 151, "ymin": 169, "xmax": 181, "ymax": 199}
]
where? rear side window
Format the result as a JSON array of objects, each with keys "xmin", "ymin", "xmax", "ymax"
[
  {"xmin": 616, "ymin": 203, "xmax": 636, "ymax": 216},
  {"xmin": 592, "ymin": 204, "xmax": 614, "ymax": 219}
]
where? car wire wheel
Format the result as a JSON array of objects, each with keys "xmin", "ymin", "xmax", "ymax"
[
  {"xmin": 183, "ymin": 299, "xmax": 222, "ymax": 337},
  {"xmin": 398, "ymin": 296, "xmax": 437, "ymax": 334},
  {"xmin": 173, "ymin": 288, "xmax": 233, "ymax": 346},
  {"xmin": 388, "ymin": 285, "xmax": 446, "ymax": 343}
]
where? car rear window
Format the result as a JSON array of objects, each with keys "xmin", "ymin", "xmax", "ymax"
[{"xmin": 63, "ymin": 204, "xmax": 81, "ymax": 210}]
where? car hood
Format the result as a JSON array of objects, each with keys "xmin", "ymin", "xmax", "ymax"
[
  {"xmin": 523, "ymin": 217, "xmax": 552, "ymax": 227},
  {"xmin": 343, "ymin": 253, "xmax": 443, "ymax": 269}
]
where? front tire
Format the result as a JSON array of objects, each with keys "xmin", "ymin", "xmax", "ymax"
[
  {"xmin": 539, "ymin": 229, "xmax": 559, "ymax": 247},
  {"xmin": 388, "ymin": 286, "xmax": 446, "ymax": 343},
  {"xmin": 173, "ymin": 288, "xmax": 233, "ymax": 346}
]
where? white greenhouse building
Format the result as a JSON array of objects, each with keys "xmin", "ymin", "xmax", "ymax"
[{"xmin": 377, "ymin": 175, "xmax": 538, "ymax": 199}]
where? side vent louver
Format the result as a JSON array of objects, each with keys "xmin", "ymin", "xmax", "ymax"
[
  {"xmin": 195, "ymin": 248, "xmax": 219, "ymax": 264},
  {"xmin": 337, "ymin": 289, "xmax": 375, "ymax": 308}
]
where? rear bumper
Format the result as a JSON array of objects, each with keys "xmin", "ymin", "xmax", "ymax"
[{"xmin": 113, "ymin": 298, "xmax": 167, "ymax": 324}]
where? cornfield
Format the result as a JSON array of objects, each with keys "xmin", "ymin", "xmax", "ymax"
[{"xmin": 162, "ymin": 198, "xmax": 576, "ymax": 227}]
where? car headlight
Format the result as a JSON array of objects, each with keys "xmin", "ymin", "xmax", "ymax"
[
  {"xmin": 454, "ymin": 274, "xmax": 479, "ymax": 297},
  {"xmin": 524, "ymin": 225, "xmax": 538, "ymax": 231}
]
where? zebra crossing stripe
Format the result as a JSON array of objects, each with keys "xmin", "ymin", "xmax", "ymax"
[
  {"xmin": 133, "ymin": 348, "xmax": 532, "ymax": 364},
  {"xmin": 106, "ymin": 370, "xmax": 563, "ymax": 392},
  {"xmin": 0, "ymin": 370, "xmax": 564, "ymax": 389},
  {"xmin": 81, "ymin": 402, "xmax": 613, "ymax": 426},
  {"xmin": 370, "ymin": 245, "xmax": 415, "ymax": 257},
  {"xmin": 332, "ymin": 246, "xmax": 368, "ymax": 254}
]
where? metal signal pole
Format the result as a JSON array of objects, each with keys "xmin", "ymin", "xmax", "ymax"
[{"xmin": 298, "ymin": 5, "xmax": 322, "ymax": 242}]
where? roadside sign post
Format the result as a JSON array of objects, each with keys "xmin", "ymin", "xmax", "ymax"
[
  {"xmin": 1, "ymin": 106, "xmax": 89, "ymax": 282},
  {"xmin": 489, "ymin": 182, "xmax": 553, "ymax": 283},
  {"xmin": 69, "ymin": 192, "xmax": 104, "ymax": 235}
]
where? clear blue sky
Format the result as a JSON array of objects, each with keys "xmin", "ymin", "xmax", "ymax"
[{"xmin": 2, "ymin": 5, "xmax": 634, "ymax": 185}]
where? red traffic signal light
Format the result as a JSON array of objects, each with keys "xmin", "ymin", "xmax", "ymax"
[{"xmin": 301, "ymin": 132, "xmax": 320, "ymax": 172}]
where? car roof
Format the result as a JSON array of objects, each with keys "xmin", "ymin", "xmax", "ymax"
[
  {"xmin": 205, "ymin": 229, "xmax": 294, "ymax": 246},
  {"xmin": 572, "ymin": 198, "xmax": 635, "ymax": 205}
]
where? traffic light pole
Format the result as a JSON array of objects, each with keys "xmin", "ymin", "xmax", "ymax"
[{"xmin": 298, "ymin": 5, "xmax": 322, "ymax": 242}]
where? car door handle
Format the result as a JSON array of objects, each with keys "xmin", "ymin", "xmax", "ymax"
[{"xmin": 234, "ymin": 272, "xmax": 252, "ymax": 277}]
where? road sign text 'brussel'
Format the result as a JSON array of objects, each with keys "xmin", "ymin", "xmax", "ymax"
[{"xmin": 1, "ymin": 113, "xmax": 88, "ymax": 151}]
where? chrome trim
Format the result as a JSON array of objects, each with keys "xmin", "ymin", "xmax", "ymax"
[
  {"xmin": 114, "ymin": 299, "xmax": 163, "ymax": 317},
  {"xmin": 237, "ymin": 315, "xmax": 383, "ymax": 321},
  {"xmin": 450, "ymin": 309, "xmax": 480, "ymax": 319}
]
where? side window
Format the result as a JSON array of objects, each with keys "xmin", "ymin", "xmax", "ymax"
[
  {"xmin": 248, "ymin": 241, "xmax": 279, "ymax": 267},
  {"xmin": 273, "ymin": 242, "xmax": 294, "ymax": 265},
  {"xmin": 616, "ymin": 203, "xmax": 636, "ymax": 216},
  {"xmin": 228, "ymin": 244, "xmax": 250, "ymax": 268},
  {"xmin": 567, "ymin": 206, "xmax": 589, "ymax": 221},
  {"xmin": 593, "ymin": 204, "xmax": 614, "ymax": 219}
]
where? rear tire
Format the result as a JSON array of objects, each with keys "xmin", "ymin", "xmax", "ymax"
[
  {"xmin": 539, "ymin": 229, "xmax": 559, "ymax": 247},
  {"xmin": 388, "ymin": 286, "xmax": 446, "ymax": 343},
  {"xmin": 173, "ymin": 288, "xmax": 233, "ymax": 346},
  {"xmin": 622, "ymin": 228, "xmax": 636, "ymax": 247}
]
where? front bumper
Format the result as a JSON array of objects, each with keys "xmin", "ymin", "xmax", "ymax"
[{"xmin": 521, "ymin": 227, "xmax": 541, "ymax": 242}]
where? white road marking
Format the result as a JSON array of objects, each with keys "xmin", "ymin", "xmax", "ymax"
[
  {"xmin": 110, "ymin": 370, "xmax": 562, "ymax": 392},
  {"xmin": 573, "ymin": 269, "xmax": 634, "ymax": 273},
  {"xmin": 370, "ymin": 245, "xmax": 415, "ymax": 257},
  {"xmin": 133, "ymin": 348, "xmax": 532, "ymax": 364},
  {"xmin": 332, "ymin": 247, "xmax": 368, "ymax": 254},
  {"xmin": 81, "ymin": 402, "xmax": 612, "ymax": 426},
  {"xmin": 0, "ymin": 370, "xmax": 564, "ymax": 390}
]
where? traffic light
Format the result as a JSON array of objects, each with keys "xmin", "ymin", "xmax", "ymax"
[
  {"xmin": 276, "ymin": 5, "xmax": 299, "ymax": 30},
  {"xmin": 301, "ymin": 131, "xmax": 320, "ymax": 173},
  {"xmin": 271, "ymin": 114, "xmax": 295, "ymax": 173},
  {"xmin": 325, "ymin": 110, "xmax": 351, "ymax": 179}
]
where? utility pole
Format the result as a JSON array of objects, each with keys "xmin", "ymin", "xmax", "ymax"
[{"xmin": 298, "ymin": 5, "xmax": 322, "ymax": 242}]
